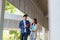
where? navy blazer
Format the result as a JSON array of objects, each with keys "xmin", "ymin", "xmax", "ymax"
[{"xmin": 19, "ymin": 20, "xmax": 30, "ymax": 35}]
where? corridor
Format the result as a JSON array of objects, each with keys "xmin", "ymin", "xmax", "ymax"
[{"xmin": 1, "ymin": 0, "xmax": 60, "ymax": 40}]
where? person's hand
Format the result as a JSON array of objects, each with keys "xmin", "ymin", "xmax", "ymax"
[
  {"xmin": 32, "ymin": 30, "xmax": 35, "ymax": 32},
  {"xmin": 30, "ymin": 29, "xmax": 32, "ymax": 31},
  {"xmin": 25, "ymin": 25, "xmax": 27, "ymax": 28},
  {"xmin": 31, "ymin": 30, "xmax": 35, "ymax": 32}
]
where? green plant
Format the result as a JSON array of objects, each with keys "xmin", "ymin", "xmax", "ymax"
[
  {"xmin": 9, "ymin": 30, "xmax": 20, "ymax": 40},
  {"xmin": 5, "ymin": 1, "xmax": 16, "ymax": 14}
]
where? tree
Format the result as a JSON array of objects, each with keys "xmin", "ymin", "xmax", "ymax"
[
  {"xmin": 5, "ymin": 1, "xmax": 16, "ymax": 14},
  {"xmin": 9, "ymin": 30, "xmax": 20, "ymax": 40}
]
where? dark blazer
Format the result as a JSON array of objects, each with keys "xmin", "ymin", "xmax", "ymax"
[{"xmin": 19, "ymin": 20, "xmax": 30, "ymax": 35}]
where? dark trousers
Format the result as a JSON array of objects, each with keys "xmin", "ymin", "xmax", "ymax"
[{"xmin": 20, "ymin": 33, "xmax": 28, "ymax": 40}]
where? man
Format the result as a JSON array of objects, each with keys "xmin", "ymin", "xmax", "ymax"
[{"xmin": 19, "ymin": 14, "xmax": 30, "ymax": 40}]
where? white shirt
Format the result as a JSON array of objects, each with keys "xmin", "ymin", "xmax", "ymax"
[
  {"xmin": 23, "ymin": 20, "xmax": 26, "ymax": 26},
  {"xmin": 23, "ymin": 20, "xmax": 26, "ymax": 32}
]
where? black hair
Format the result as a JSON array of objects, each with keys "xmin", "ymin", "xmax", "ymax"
[
  {"xmin": 33, "ymin": 18, "xmax": 37, "ymax": 24},
  {"xmin": 23, "ymin": 14, "xmax": 28, "ymax": 17}
]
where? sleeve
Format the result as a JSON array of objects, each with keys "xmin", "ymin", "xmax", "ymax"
[
  {"xmin": 34, "ymin": 24, "xmax": 38, "ymax": 31},
  {"xmin": 34, "ymin": 23, "xmax": 42, "ymax": 32},
  {"xmin": 19, "ymin": 21, "xmax": 23, "ymax": 29}
]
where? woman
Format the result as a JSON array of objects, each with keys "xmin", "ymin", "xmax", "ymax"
[{"xmin": 30, "ymin": 18, "xmax": 38, "ymax": 40}]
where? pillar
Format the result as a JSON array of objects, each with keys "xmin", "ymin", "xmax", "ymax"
[
  {"xmin": 48, "ymin": 0, "xmax": 60, "ymax": 40},
  {"xmin": 0, "ymin": 0, "xmax": 5, "ymax": 40}
]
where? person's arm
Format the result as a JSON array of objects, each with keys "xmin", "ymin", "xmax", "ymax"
[
  {"xmin": 19, "ymin": 21, "xmax": 23, "ymax": 29},
  {"xmin": 32, "ymin": 24, "xmax": 38, "ymax": 32},
  {"xmin": 33, "ymin": 23, "xmax": 42, "ymax": 32}
]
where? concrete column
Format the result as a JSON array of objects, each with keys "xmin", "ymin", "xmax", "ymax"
[
  {"xmin": 48, "ymin": 0, "xmax": 60, "ymax": 40},
  {"xmin": 0, "ymin": 0, "xmax": 5, "ymax": 40}
]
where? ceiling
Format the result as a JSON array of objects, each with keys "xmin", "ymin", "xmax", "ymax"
[
  {"xmin": 33, "ymin": 0, "xmax": 48, "ymax": 16},
  {"xmin": 7, "ymin": 0, "xmax": 48, "ymax": 30},
  {"xmin": 34, "ymin": 0, "xmax": 48, "ymax": 30}
]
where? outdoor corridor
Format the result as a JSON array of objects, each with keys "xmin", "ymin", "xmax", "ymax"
[{"xmin": 0, "ymin": 0, "xmax": 60, "ymax": 40}]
